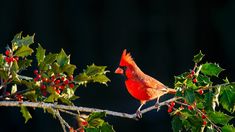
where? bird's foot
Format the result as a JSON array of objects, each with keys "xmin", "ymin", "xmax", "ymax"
[
  {"xmin": 136, "ymin": 110, "xmax": 142, "ymax": 119},
  {"xmin": 155, "ymin": 102, "xmax": 160, "ymax": 111}
]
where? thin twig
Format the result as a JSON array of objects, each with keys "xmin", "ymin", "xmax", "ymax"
[
  {"xmin": 59, "ymin": 109, "xmax": 77, "ymax": 116},
  {"xmin": 0, "ymin": 97, "xmax": 181, "ymax": 119},
  {"xmin": 175, "ymin": 101, "xmax": 222, "ymax": 132},
  {"xmin": 53, "ymin": 109, "xmax": 67, "ymax": 132}
]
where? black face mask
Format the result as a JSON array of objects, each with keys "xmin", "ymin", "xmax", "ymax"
[{"xmin": 119, "ymin": 66, "xmax": 128, "ymax": 80}]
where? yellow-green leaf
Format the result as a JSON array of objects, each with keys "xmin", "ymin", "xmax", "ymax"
[
  {"xmin": 20, "ymin": 106, "xmax": 32, "ymax": 123},
  {"xmin": 14, "ymin": 45, "xmax": 34, "ymax": 57}
]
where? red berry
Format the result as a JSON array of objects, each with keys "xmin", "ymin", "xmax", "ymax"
[
  {"xmin": 55, "ymin": 79, "xmax": 61, "ymax": 84},
  {"xmin": 5, "ymin": 50, "xmax": 10, "ymax": 56},
  {"xmin": 5, "ymin": 92, "xmax": 10, "ymax": 96},
  {"xmin": 61, "ymin": 77, "xmax": 65, "ymax": 81},
  {"xmin": 51, "ymin": 75, "xmax": 55, "ymax": 81},
  {"xmin": 34, "ymin": 78, "xmax": 39, "ymax": 82},
  {"xmin": 168, "ymin": 107, "xmax": 173, "ymax": 113},
  {"xmin": 34, "ymin": 70, "xmax": 38, "ymax": 75},
  {"xmin": 40, "ymin": 85, "xmax": 46, "ymax": 90},
  {"xmin": 42, "ymin": 91, "xmax": 47, "ymax": 96},
  {"xmin": 191, "ymin": 70, "xmax": 195, "ymax": 75},
  {"xmin": 170, "ymin": 101, "xmax": 175, "ymax": 107},
  {"xmin": 69, "ymin": 83, "xmax": 75, "ymax": 88},
  {"xmin": 5, "ymin": 57, "xmax": 11, "ymax": 63},
  {"xmin": 193, "ymin": 78, "xmax": 197, "ymax": 83},
  {"xmin": 188, "ymin": 105, "xmax": 193, "ymax": 110},
  {"xmin": 14, "ymin": 56, "xmax": 19, "ymax": 61},
  {"xmin": 42, "ymin": 78, "xmax": 48, "ymax": 82},
  {"xmin": 203, "ymin": 121, "xmax": 207, "ymax": 126},
  {"xmin": 198, "ymin": 89, "xmax": 204, "ymax": 95},
  {"xmin": 56, "ymin": 89, "xmax": 61, "ymax": 94},
  {"xmin": 64, "ymin": 79, "xmax": 69, "ymax": 85},
  {"xmin": 202, "ymin": 114, "xmax": 206, "ymax": 119},
  {"xmin": 37, "ymin": 74, "xmax": 41, "ymax": 79},
  {"xmin": 58, "ymin": 85, "xmax": 65, "ymax": 90},
  {"xmin": 81, "ymin": 121, "xmax": 88, "ymax": 126},
  {"xmin": 68, "ymin": 75, "xmax": 74, "ymax": 81}
]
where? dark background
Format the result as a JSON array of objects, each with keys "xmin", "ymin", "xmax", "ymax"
[{"xmin": 0, "ymin": 0, "xmax": 235, "ymax": 132}]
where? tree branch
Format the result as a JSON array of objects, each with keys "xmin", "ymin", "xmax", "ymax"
[{"xmin": 0, "ymin": 97, "xmax": 181, "ymax": 120}]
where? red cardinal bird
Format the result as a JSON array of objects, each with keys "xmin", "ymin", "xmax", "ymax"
[{"xmin": 115, "ymin": 49, "xmax": 176, "ymax": 118}]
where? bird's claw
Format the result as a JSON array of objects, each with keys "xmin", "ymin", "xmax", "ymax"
[
  {"xmin": 136, "ymin": 110, "xmax": 142, "ymax": 119},
  {"xmin": 155, "ymin": 102, "xmax": 160, "ymax": 111}
]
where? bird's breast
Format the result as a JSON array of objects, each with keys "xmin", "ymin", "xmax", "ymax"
[{"xmin": 125, "ymin": 79, "xmax": 152, "ymax": 101}]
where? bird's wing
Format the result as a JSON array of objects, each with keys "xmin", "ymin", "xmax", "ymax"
[{"xmin": 140, "ymin": 73, "xmax": 167, "ymax": 91}]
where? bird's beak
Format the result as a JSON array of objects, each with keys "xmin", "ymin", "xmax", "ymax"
[{"xmin": 115, "ymin": 67, "xmax": 123, "ymax": 74}]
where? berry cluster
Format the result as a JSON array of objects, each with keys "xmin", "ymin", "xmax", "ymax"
[
  {"xmin": 167, "ymin": 101, "xmax": 175, "ymax": 113},
  {"xmin": 187, "ymin": 70, "xmax": 198, "ymax": 83},
  {"xmin": 33, "ymin": 69, "xmax": 75, "ymax": 96},
  {"xmin": 4, "ymin": 49, "xmax": 19, "ymax": 64}
]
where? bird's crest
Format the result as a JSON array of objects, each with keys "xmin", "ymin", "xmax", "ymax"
[{"xmin": 120, "ymin": 49, "xmax": 135, "ymax": 66}]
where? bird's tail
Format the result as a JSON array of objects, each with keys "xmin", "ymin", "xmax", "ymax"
[{"xmin": 166, "ymin": 88, "xmax": 177, "ymax": 94}]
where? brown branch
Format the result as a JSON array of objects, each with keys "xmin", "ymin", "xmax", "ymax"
[{"xmin": 0, "ymin": 97, "xmax": 181, "ymax": 120}]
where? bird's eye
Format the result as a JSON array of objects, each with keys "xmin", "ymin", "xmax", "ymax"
[{"xmin": 119, "ymin": 66, "xmax": 127, "ymax": 70}]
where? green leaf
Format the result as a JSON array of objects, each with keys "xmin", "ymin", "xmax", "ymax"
[
  {"xmin": 44, "ymin": 53, "xmax": 58, "ymax": 64},
  {"xmin": 193, "ymin": 50, "xmax": 205, "ymax": 63},
  {"xmin": 201, "ymin": 63, "xmax": 224, "ymax": 77},
  {"xmin": 11, "ymin": 32, "xmax": 35, "ymax": 48},
  {"xmin": 88, "ymin": 112, "xmax": 106, "ymax": 121},
  {"xmin": 58, "ymin": 97, "xmax": 73, "ymax": 105},
  {"xmin": 85, "ymin": 128, "xmax": 99, "ymax": 132},
  {"xmin": 61, "ymin": 88, "xmax": 75, "ymax": 99},
  {"xmin": 14, "ymin": 45, "xmax": 33, "ymax": 57},
  {"xmin": 222, "ymin": 124, "xmax": 235, "ymax": 132},
  {"xmin": 56, "ymin": 49, "xmax": 69, "ymax": 67},
  {"xmin": 51, "ymin": 62, "xmax": 60, "ymax": 74},
  {"xmin": 12, "ymin": 60, "xmax": 19, "ymax": 72},
  {"xmin": 61, "ymin": 64, "xmax": 76, "ymax": 76},
  {"xmin": 20, "ymin": 106, "xmax": 32, "ymax": 123},
  {"xmin": 171, "ymin": 116, "xmax": 182, "ymax": 132},
  {"xmin": 220, "ymin": 86, "xmax": 235, "ymax": 113},
  {"xmin": 197, "ymin": 74, "xmax": 212, "ymax": 86},
  {"xmin": 18, "ymin": 59, "xmax": 32, "ymax": 70},
  {"xmin": 92, "ymin": 74, "xmax": 110, "ymax": 85},
  {"xmin": 204, "ymin": 91, "xmax": 214, "ymax": 111},
  {"xmin": 100, "ymin": 122, "xmax": 115, "ymax": 132},
  {"xmin": 89, "ymin": 118, "xmax": 104, "ymax": 128},
  {"xmin": 85, "ymin": 64, "xmax": 107, "ymax": 76},
  {"xmin": 184, "ymin": 88, "xmax": 195, "ymax": 104},
  {"xmin": 36, "ymin": 44, "xmax": 46, "ymax": 65},
  {"xmin": 0, "ymin": 70, "xmax": 8, "ymax": 80},
  {"xmin": 0, "ymin": 54, "xmax": 4, "ymax": 66},
  {"xmin": 44, "ymin": 94, "xmax": 59, "ymax": 103},
  {"xmin": 207, "ymin": 111, "xmax": 233, "ymax": 125}
]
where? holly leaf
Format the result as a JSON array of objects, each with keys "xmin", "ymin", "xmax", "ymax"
[
  {"xmin": 36, "ymin": 44, "xmax": 46, "ymax": 65},
  {"xmin": 61, "ymin": 64, "xmax": 76, "ymax": 76},
  {"xmin": 88, "ymin": 112, "xmax": 106, "ymax": 121},
  {"xmin": 74, "ymin": 64, "xmax": 110, "ymax": 86},
  {"xmin": 197, "ymin": 74, "xmax": 212, "ymax": 86},
  {"xmin": 204, "ymin": 91, "xmax": 213, "ymax": 111},
  {"xmin": 0, "ymin": 54, "xmax": 4, "ymax": 66},
  {"xmin": 193, "ymin": 51, "xmax": 204, "ymax": 63},
  {"xmin": 92, "ymin": 74, "xmax": 110, "ymax": 86},
  {"xmin": 0, "ymin": 70, "xmax": 8, "ymax": 80},
  {"xmin": 20, "ymin": 106, "xmax": 32, "ymax": 123},
  {"xmin": 207, "ymin": 111, "xmax": 233, "ymax": 125},
  {"xmin": 44, "ymin": 94, "xmax": 59, "ymax": 103},
  {"xmin": 14, "ymin": 45, "xmax": 33, "ymax": 57},
  {"xmin": 18, "ymin": 59, "xmax": 32, "ymax": 71},
  {"xmin": 220, "ymin": 85, "xmax": 235, "ymax": 113},
  {"xmin": 171, "ymin": 116, "xmax": 182, "ymax": 132},
  {"xmin": 58, "ymin": 97, "xmax": 73, "ymax": 105},
  {"xmin": 57, "ymin": 49, "xmax": 69, "ymax": 67},
  {"xmin": 222, "ymin": 124, "xmax": 235, "ymax": 132},
  {"xmin": 184, "ymin": 89, "xmax": 195, "ymax": 104},
  {"xmin": 11, "ymin": 32, "xmax": 35, "ymax": 47},
  {"xmin": 99, "ymin": 122, "xmax": 115, "ymax": 132},
  {"xmin": 201, "ymin": 63, "xmax": 224, "ymax": 77}
]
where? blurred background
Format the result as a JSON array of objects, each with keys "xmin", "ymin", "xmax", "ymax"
[{"xmin": 0, "ymin": 0, "xmax": 235, "ymax": 132}]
